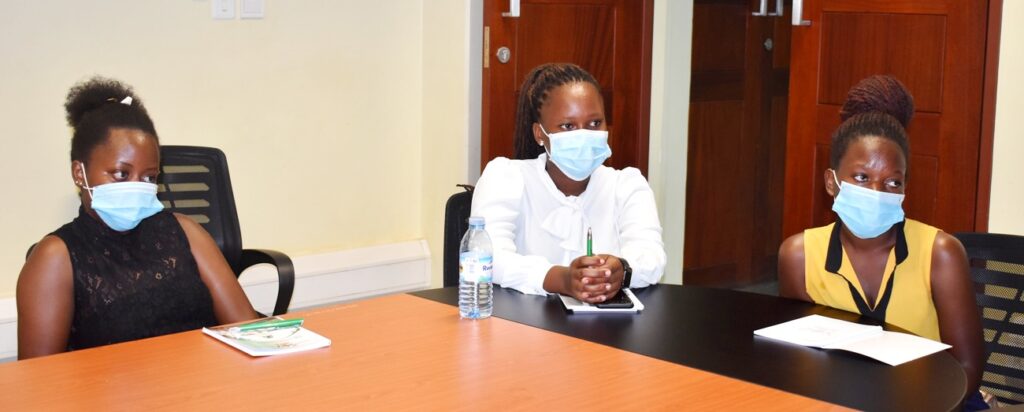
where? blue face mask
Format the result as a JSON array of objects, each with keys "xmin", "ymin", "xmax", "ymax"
[
  {"xmin": 831, "ymin": 170, "xmax": 905, "ymax": 239},
  {"xmin": 540, "ymin": 125, "xmax": 612, "ymax": 181},
  {"xmin": 80, "ymin": 163, "xmax": 164, "ymax": 232}
]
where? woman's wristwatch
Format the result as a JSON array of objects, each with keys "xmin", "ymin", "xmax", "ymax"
[{"xmin": 620, "ymin": 258, "xmax": 633, "ymax": 289}]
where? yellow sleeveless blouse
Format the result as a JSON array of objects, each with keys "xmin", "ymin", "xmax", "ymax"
[{"xmin": 803, "ymin": 218, "xmax": 941, "ymax": 340}]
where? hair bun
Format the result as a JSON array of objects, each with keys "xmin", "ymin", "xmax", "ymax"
[
  {"xmin": 839, "ymin": 75, "xmax": 914, "ymax": 128},
  {"xmin": 64, "ymin": 76, "xmax": 140, "ymax": 129}
]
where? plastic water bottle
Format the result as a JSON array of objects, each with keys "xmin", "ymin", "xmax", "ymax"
[{"xmin": 459, "ymin": 216, "xmax": 493, "ymax": 319}]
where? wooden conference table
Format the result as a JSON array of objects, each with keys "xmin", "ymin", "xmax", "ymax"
[{"xmin": 0, "ymin": 285, "xmax": 965, "ymax": 410}]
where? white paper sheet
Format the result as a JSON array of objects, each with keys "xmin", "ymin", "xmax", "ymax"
[{"xmin": 754, "ymin": 314, "xmax": 951, "ymax": 366}]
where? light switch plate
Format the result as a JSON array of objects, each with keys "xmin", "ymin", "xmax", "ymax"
[
  {"xmin": 240, "ymin": 0, "xmax": 265, "ymax": 19},
  {"xmin": 212, "ymin": 0, "xmax": 235, "ymax": 20}
]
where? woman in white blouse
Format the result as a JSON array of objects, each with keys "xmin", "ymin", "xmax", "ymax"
[{"xmin": 472, "ymin": 63, "xmax": 666, "ymax": 302}]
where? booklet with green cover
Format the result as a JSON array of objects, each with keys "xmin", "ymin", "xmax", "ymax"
[{"xmin": 202, "ymin": 317, "xmax": 331, "ymax": 356}]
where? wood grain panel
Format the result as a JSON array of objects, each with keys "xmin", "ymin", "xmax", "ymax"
[
  {"xmin": 903, "ymin": 155, "xmax": 938, "ymax": 223},
  {"xmin": 690, "ymin": 70, "xmax": 745, "ymax": 102},
  {"xmin": 772, "ymin": 6, "xmax": 792, "ymax": 69},
  {"xmin": 763, "ymin": 95, "xmax": 789, "ymax": 256},
  {"xmin": 818, "ymin": 13, "xmax": 946, "ymax": 112},
  {"xmin": 518, "ymin": 4, "xmax": 615, "ymax": 88},
  {"xmin": 824, "ymin": 0, "xmax": 948, "ymax": 14},
  {"xmin": 685, "ymin": 0, "xmax": 790, "ymax": 286},
  {"xmin": 685, "ymin": 101, "xmax": 750, "ymax": 267},
  {"xmin": 691, "ymin": 1, "xmax": 747, "ymax": 72},
  {"xmin": 814, "ymin": 104, "xmax": 841, "ymax": 144},
  {"xmin": 0, "ymin": 294, "xmax": 846, "ymax": 410},
  {"xmin": 481, "ymin": 1, "xmax": 517, "ymax": 168},
  {"xmin": 906, "ymin": 113, "xmax": 940, "ymax": 156}
]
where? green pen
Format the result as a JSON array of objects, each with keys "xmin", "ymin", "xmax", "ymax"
[
  {"xmin": 230, "ymin": 318, "xmax": 304, "ymax": 334},
  {"xmin": 587, "ymin": 227, "xmax": 593, "ymax": 256}
]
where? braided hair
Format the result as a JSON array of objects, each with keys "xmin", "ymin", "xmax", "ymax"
[
  {"xmin": 65, "ymin": 76, "xmax": 158, "ymax": 162},
  {"xmin": 839, "ymin": 75, "xmax": 914, "ymax": 128},
  {"xmin": 513, "ymin": 63, "xmax": 601, "ymax": 159},
  {"xmin": 831, "ymin": 75, "xmax": 914, "ymax": 173},
  {"xmin": 830, "ymin": 112, "xmax": 909, "ymax": 171}
]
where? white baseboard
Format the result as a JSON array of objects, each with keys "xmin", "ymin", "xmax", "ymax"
[{"xmin": 0, "ymin": 240, "xmax": 432, "ymax": 361}]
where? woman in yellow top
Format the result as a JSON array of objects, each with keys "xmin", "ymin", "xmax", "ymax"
[{"xmin": 778, "ymin": 76, "xmax": 985, "ymax": 409}]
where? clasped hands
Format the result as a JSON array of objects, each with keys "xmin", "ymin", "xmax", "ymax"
[{"xmin": 545, "ymin": 254, "xmax": 625, "ymax": 304}]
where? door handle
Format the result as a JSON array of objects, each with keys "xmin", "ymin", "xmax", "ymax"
[
  {"xmin": 755, "ymin": 0, "xmax": 783, "ymax": 17},
  {"xmin": 793, "ymin": 0, "xmax": 811, "ymax": 26},
  {"xmin": 752, "ymin": 0, "xmax": 768, "ymax": 16},
  {"xmin": 502, "ymin": 0, "xmax": 520, "ymax": 18}
]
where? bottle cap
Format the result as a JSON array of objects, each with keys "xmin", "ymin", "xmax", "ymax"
[{"xmin": 468, "ymin": 216, "xmax": 485, "ymax": 226}]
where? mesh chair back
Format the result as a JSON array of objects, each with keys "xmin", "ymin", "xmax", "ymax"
[
  {"xmin": 157, "ymin": 146, "xmax": 244, "ymax": 273},
  {"xmin": 443, "ymin": 185, "xmax": 474, "ymax": 287},
  {"xmin": 955, "ymin": 232, "xmax": 1024, "ymax": 405}
]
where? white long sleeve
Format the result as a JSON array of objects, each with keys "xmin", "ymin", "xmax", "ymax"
[
  {"xmin": 612, "ymin": 168, "xmax": 667, "ymax": 288},
  {"xmin": 471, "ymin": 157, "xmax": 554, "ymax": 294},
  {"xmin": 471, "ymin": 155, "xmax": 666, "ymax": 295}
]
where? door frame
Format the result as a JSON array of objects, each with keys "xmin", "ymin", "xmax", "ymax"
[{"xmin": 977, "ymin": 0, "xmax": 1004, "ymax": 232}]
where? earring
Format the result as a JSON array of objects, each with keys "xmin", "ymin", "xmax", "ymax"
[{"xmin": 538, "ymin": 141, "xmax": 544, "ymax": 147}]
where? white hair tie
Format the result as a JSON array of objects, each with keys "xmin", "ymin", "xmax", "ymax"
[{"xmin": 120, "ymin": 96, "xmax": 133, "ymax": 106}]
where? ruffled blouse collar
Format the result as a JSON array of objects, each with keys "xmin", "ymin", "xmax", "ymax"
[{"xmin": 534, "ymin": 154, "xmax": 601, "ymax": 254}]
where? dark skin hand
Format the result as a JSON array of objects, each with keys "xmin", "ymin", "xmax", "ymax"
[
  {"xmin": 17, "ymin": 128, "xmax": 258, "ymax": 360},
  {"xmin": 532, "ymin": 82, "xmax": 625, "ymax": 303},
  {"xmin": 778, "ymin": 136, "xmax": 983, "ymax": 396}
]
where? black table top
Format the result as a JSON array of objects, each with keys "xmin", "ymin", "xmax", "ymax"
[{"xmin": 411, "ymin": 284, "xmax": 967, "ymax": 411}]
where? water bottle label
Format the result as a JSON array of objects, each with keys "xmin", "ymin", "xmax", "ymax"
[{"xmin": 459, "ymin": 252, "xmax": 493, "ymax": 283}]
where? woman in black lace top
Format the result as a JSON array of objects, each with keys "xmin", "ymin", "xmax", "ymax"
[{"xmin": 16, "ymin": 77, "xmax": 258, "ymax": 359}]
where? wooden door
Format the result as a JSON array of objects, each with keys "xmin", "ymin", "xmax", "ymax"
[
  {"xmin": 683, "ymin": 0, "xmax": 791, "ymax": 286},
  {"xmin": 782, "ymin": 0, "xmax": 989, "ymax": 237},
  {"xmin": 482, "ymin": 0, "xmax": 654, "ymax": 174}
]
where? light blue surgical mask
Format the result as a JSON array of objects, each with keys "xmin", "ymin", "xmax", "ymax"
[
  {"xmin": 540, "ymin": 124, "xmax": 612, "ymax": 181},
  {"xmin": 80, "ymin": 163, "xmax": 164, "ymax": 232},
  {"xmin": 831, "ymin": 170, "xmax": 905, "ymax": 239}
]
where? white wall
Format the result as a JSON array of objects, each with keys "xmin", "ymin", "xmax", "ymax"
[
  {"xmin": 647, "ymin": 0, "xmax": 693, "ymax": 285},
  {"xmin": 989, "ymin": 1, "xmax": 1024, "ymax": 236},
  {"xmin": 0, "ymin": 1, "xmax": 426, "ymax": 297},
  {"xmin": 421, "ymin": 0, "xmax": 481, "ymax": 287}
]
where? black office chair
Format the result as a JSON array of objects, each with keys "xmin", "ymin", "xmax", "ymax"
[
  {"xmin": 443, "ymin": 184, "xmax": 474, "ymax": 287},
  {"xmin": 954, "ymin": 232, "xmax": 1024, "ymax": 405},
  {"xmin": 159, "ymin": 145, "xmax": 294, "ymax": 316}
]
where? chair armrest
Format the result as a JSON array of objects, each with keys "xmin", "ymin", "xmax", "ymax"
[{"xmin": 240, "ymin": 248, "xmax": 295, "ymax": 316}]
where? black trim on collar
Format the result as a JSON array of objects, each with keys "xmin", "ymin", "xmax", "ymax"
[{"xmin": 824, "ymin": 219, "xmax": 908, "ymax": 322}]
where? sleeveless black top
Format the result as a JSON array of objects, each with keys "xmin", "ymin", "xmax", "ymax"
[{"xmin": 53, "ymin": 207, "xmax": 219, "ymax": 351}]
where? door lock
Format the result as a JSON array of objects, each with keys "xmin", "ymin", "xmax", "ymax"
[{"xmin": 496, "ymin": 47, "xmax": 511, "ymax": 64}]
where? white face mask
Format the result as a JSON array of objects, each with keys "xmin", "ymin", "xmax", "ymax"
[
  {"xmin": 831, "ymin": 170, "xmax": 905, "ymax": 239},
  {"xmin": 539, "ymin": 125, "xmax": 612, "ymax": 181},
  {"xmin": 80, "ymin": 163, "xmax": 164, "ymax": 231}
]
